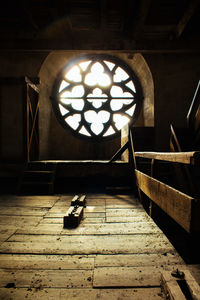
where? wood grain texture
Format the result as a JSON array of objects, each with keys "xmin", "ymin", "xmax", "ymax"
[
  {"xmin": 0, "ymin": 254, "xmax": 95, "ymax": 270},
  {"xmin": 135, "ymin": 151, "xmax": 200, "ymax": 165},
  {"xmin": 93, "ymin": 266, "xmax": 184, "ymax": 287},
  {"xmin": 135, "ymin": 170, "xmax": 196, "ymax": 232},
  {"xmin": 0, "ymin": 193, "xmax": 188, "ymax": 299},
  {"xmin": 0, "ymin": 269, "xmax": 93, "ymax": 288},
  {"xmin": 16, "ymin": 222, "xmax": 162, "ymax": 235},
  {"xmin": 94, "ymin": 253, "xmax": 183, "ymax": 268},
  {"xmin": 0, "ymin": 288, "xmax": 163, "ymax": 300},
  {"xmin": 1, "ymin": 234, "xmax": 174, "ymax": 255}
]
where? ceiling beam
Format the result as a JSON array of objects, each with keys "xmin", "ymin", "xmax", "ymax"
[
  {"xmin": 100, "ymin": 0, "xmax": 107, "ymax": 31},
  {"xmin": 100, "ymin": 0, "xmax": 108, "ymax": 46},
  {"xmin": 172, "ymin": 0, "xmax": 200, "ymax": 39},
  {"xmin": 0, "ymin": 37, "xmax": 200, "ymax": 53},
  {"xmin": 22, "ymin": 1, "xmax": 39, "ymax": 31},
  {"xmin": 132, "ymin": 0, "xmax": 151, "ymax": 38}
]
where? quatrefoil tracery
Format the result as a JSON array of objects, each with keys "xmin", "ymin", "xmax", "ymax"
[{"xmin": 52, "ymin": 55, "xmax": 143, "ymax": 140}]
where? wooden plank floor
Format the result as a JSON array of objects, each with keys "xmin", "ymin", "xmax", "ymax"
[{"xmin": 0, "ymin": 194, "xmax": 185, "ymax": 299}]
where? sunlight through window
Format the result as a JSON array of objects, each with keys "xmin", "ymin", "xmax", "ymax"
[{"xmin": 52, "ymin": 55, "xmax": 143, "ymax": 139}]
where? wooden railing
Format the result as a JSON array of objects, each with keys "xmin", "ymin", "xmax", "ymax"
[
  {"xmin": 0, "ymin": 76, "xmax": 40, "ymax": 162},
  {"xmin": 129, "ymin": 127, "xmax": 200, "ymax": 233},
  {"xmin": 187, "ymin": 79, "xmax": 200, "ymax": 136},
  {"xmin": 24, "ymin": 76, "xmax": 40, "ymax": 162}
]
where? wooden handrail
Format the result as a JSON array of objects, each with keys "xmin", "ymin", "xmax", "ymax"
[
  {"xmin": 134, "ymin": 151, "xmax": 200, "ymax": 165},
  {"xmin": 187, "ymin": 79, "xmax": 200, "ymax": 129},
  {"xmin": 135, "ymin": 170, "xmax": 200, "ymax": 233}
]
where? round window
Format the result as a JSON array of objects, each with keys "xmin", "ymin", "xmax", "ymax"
[{"xmin": 51, "ymin": 54, "xmax": 143, "ymax": 140}]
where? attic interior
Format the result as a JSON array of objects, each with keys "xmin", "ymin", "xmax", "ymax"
[{"xmin": 1, "ymin": 0, "xmax": 200, "ymax": 299}]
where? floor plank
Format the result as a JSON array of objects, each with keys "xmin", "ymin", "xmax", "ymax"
[
  {"xmin": 2, "ymin": 234, "xmax": 174, "ymax": 255},
  {"xmin": 0, "ymin": 207, "xmax": 49, "ymax": 216},
  {"xmin": 94, "ymin": 253, "xmax": 184, "ymax": 267},
  {"xmin": 106, "ymin": 216, "xmax": 153, "ymax": 223},
  {"xmin": 39, "ymin": 217, "xmax": 106, "ymax": 224},
  {"xmin": 0, "ymin": 216, "xmax": 42, "ymax": 226},
  {"xmin": 0, "ymin": 229, "xmax": 16, "ymax": 244},
  {"xmin": 0, "ymin": 269, "xmax": 93, "ymax": 288},
  {"xmin": 0, "ymin": 196, "xmax": 59, "ymax": 207},
  {"xmin": 0, "ymin": 287, "xmax": 163, "ymax": 300},
  {"xmin": 16, "ymin": 222, "xmax": 162, "ymax": 235},
  {"xmin": 0, "ymin": 193, "xmax": 188, "ymax": 299},
  {"xmin": 106, "ymin": 208, "xmax": 149, "ymax": 217},
  {"xmin": 0, "ymin": 254, "xmax": 95, "ymax": 270},
  {"xmin": 93, "ymin": 266, "xmax": 177, "ymax": 287}
]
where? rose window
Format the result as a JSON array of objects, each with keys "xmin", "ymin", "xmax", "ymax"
[{"xmin": 51, "ymin": 55, "xmax": 143, "ymax": 140}]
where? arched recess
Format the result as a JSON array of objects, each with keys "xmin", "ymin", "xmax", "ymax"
[{"xmin": 38, "ymin": 51, "xmax": 154, "ymax": 160}]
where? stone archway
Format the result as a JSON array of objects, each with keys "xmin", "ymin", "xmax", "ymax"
[{"xmin": 38, "ymin": 51, "xmax": 154, "ymax": 160}]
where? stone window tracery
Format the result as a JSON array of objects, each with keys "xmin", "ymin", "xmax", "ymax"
[{"xmin": 51, "ymin": 54, "xmax": 143, "ymax": 140}]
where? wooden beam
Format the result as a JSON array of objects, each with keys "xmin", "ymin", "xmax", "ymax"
[
  {"xmin": 109, "ymin": 142, "xmax": 129, "ymax": 163},
  {"xmin": 173, "ymin": 0, "xmax": 200, "ymax": 39},
  {"xmin": 22, "ymin": 1, "xmax": 39, "ymax": 31},
  {"xmin": 25, "ymin": 77, "xmax": 40, "ymax": 93},
  {"xmin": 0, "ymin": 38, "xmax": 200, "ymax": 53},
  {"xmin": 161, "ymin": 269, "xmax": 200, "ymax": 300},
  {"xmin": 187, "ymin": 79, "xmax": 200, "ymax": 129},
  {"xmin": 135, "ymin": 170, "xmax": 200, "ymax": 232},
  {"xmin": 132, "ymin": 0, "xmax": 151, "ymax": 38},
  {"xmin": 100, "ymin": 0, "xmax": 107, "ymax": 31},
  {"xmin": 135, "ymin": 151, "xmax": 200, "ymax": 165}
]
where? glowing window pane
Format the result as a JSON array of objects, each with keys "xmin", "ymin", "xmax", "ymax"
[
  {"xmin": 98, "ymin": 111, "xmax": 110, "ymax": 123},
  {"xmin": 79, "ymin": 126, "xmax": 91, "ymax": 136},
  {"xmin": 60, "ymin": 98, "xmax": 72, "ymax": 105},
  {"xmin": 123, "ymin": 99, "xmax": 133, "ymax": 104},
  {"xmin": 84, "ymin": 110, "xmax": 96, "ymax": 123},
  {"xmin": 65, "ymin": 66, "xmax": 82, "ymax": 82},
  {"xmin": 103, "ymin": 126, "xmax": 115, "ymax": 136},
  {"xmin": 53, "ymin": 54, "xmax": 142, "ymax": 140},
  {"xmin": 79, "ymin": 61, "xmax": 91, "ymax": 71},
  {"xmin": 71, "ymin": 100, "xmax": 84, "ymax": 111},
  {"xmin": 113, "ymin": 114, "xmax": 130, "ymax": 130},
  {"xmin": 85, "ymin": 63, "xmax": 111, "ymax": 87},
  {"xmin": 110, "ymin": 100, "xmax": 123, "ymax": 111},
  {"xmin": 65, "ymin": 114, "xmax": 81, "ymax": 130},
  {"xmin": 126, "ymin": 81, "xmax": 136, "ymax": 93},
  {"xmin": 91, "ymin": 122, "xmax": 104, "ymax": 135},
  {"xmin": 85, "ymin": 110, "xmax": 110, "ymax": 126},
  {"xmin": 126, "ymin": 105, "xmax": 136, "ymax": 116},
  {"xmin": 59, "ymin": 104, "xmax": 69, "ymax": 116},
  {"xmin": 60, "ymin": 85, "xmax": 84, "ymax": 98},
  {"xmin": 103, "ymin": 60, "xmax": 115, "ymax": 70},
  {"xmin": 59, "ymin": 80, "xmax": 69, "ymax": 92},
  {"xmin": 114, "ymin": 67, "xmax": 129, "ymax": 82},
  {"xmin": 88, "ymin": 88, "xmax": 107, "ymax": 98}
]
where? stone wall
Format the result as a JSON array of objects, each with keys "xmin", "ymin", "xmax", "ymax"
[{"xmin": 0, "ymin": 51, "xmax": 199, "ymax": 162}]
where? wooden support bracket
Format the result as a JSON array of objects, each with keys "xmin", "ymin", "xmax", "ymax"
[
  {"xmin": 109, "ymin": 141, "xmax": 129, "ymax": 163},
  {"xmin": 71, "ymin": 195, "xmax": 86, "ymax": 207},
  {"xmin": 63, "ymin": 206, "xmax": 84, "ymax": 228},
  {"xmin": 161, "ymin": 269, "xmax": 200, "ymax": 299},
  {"xmin": 63, "ymin": 195, "xmax": 86, "ymax": 228}
]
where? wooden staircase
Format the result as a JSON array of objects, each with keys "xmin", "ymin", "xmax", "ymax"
[{"xmin": 18, "ymin": 162, "xmax": 56, "ymax": 194}]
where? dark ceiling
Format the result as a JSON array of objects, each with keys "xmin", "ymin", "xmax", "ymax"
[{"xmin": 0, "ymin": 0, "xmax": 200, "ymax": 52}]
